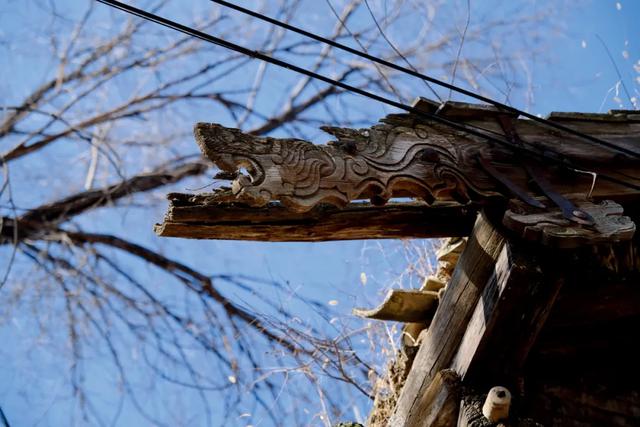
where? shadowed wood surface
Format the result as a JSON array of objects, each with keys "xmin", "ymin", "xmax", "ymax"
[
  {"xmin": 384, "ymin": 234, "xmax": 640, "ymax": 426},
  {"xmin": 523, "ymin": 246, "xmax": 640, "ymax": 427},
  {"xmin": 451, "ymin": 243, "xmax": 564, "ymax": 390}
]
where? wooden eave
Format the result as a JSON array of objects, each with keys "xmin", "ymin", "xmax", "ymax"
[{"xmin": 155, "ymin": 98, "xmax": 640, "ymax": 242}]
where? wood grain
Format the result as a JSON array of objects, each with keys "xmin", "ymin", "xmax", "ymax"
[
  {"xmin": 389, "ymin": 213, "xmax": 506, "ymax": 426},
  {"xmin": 155, "ymin": 194, "xmax": 476, "ymax": 241}
]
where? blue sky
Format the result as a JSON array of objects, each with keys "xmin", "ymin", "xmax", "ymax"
[
  {"xmin": 0, "ymin": 0, "xmax": 639, "ymax": 426},
  {"xmin": 531, "ymin": 1, "xmax": 639, "ymax": 113}
]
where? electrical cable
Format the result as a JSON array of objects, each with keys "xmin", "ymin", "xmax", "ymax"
[
  {"xmin": 0, "ymin": 405, "xmax": 10, "ymax": 427},
  {"xmin": 206, "ymin": 0, "xmax": 640, "ymax": 159},
  {"xmin": 95, "ymin": 0, "xmax": 640, "ymax": 192}
]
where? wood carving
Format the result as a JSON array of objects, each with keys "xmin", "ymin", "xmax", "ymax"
[
  {"xmin": 194, "ymin": 120, "xmax": 503, "ymax": 212},
  {"xmin": 157, "ymin": 100, "xmax": 640, "ymax": 242},
  {"xmin": 503, "ymin": 198, "xmax": 636, "ymax": 248},
  {"xmin": 193, "ymin": 99, "xmax": 640, "ymax": 213}
]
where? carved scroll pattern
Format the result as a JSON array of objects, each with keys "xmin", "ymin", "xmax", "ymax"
[{"xmin": 195, "ymin": 122, "xmax": 502, "ymax": 212}]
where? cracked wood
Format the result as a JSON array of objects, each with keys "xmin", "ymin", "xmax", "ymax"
[{"xmin": 154, "ymin": 192, "xmax": 475, "ymax": 241}]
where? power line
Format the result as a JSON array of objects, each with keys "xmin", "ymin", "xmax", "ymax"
[
  {"xmin": 596, "ymin": 34, "xmax": 634, "ymax": 108},
  {"xmin": 94, "ymin": 0, "xmax": 640, "ymax": 193},
  {"xmin": 91, "ymin": 0, "xmax": 523, "ymax": 150},
  {"xmin": 0, "ymin": 404, "xmax": 10, "ymax": 427},
  {"xmin": 206, "ymin": 0, "xmax": 640, "ymax": 160}
]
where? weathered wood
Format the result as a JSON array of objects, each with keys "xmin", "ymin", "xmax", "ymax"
[
  {"xmin": 157, "ymin": 100, "xmax": 640, "ymax": 241},
  {"xmin": 402, "ymin": 238, "xmax": 469, "ymax": 345},
  {"xmin": 405, "ymin": 369, "xmax": 461, "ymax": 427},
  {"xmin": 389, "ymin": 213, "xmax": 506, "ymax": 426},
  {"xmin": 451, "ymin": 242, "xmax": 564, "ymax": 389},
  {"xmin": 193, "ymin": 100, "xmax": 640, "ymax": 214},
  {"xmin": 457, "ymin": 394, "xmax": 492, "ymax": 427},
  {"xmin": 155, "ymin": 193, "xmax": 475, "ymax": 241},
  {"xmin": 352, "ymin": 290, "xmax": 439, "ymax": 322},
  {"xmin": 503, "ymin": 198, "xmax": 635, "ymax": 248}
]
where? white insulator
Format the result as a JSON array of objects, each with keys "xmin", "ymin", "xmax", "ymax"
[{"xmin": 482, "ymin": 386, "xmax": 511, "ymax": 423}]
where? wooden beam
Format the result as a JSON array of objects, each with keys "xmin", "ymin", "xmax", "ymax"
[
  {"xmin": 389, "ymin": 213, "xmax": 506, "ymax": 426},
  {"xmin": 155, "ymin": 193, "xmax": 476, "ymax": 241}
]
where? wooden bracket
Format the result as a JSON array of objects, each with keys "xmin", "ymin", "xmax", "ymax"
[{"xmin": 503, "ymin": 198, "xmax": 636, "ymax": 248}]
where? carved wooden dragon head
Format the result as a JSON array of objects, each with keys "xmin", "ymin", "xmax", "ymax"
[{"xmin": 194, "ymin": 122, "xmax": 499, "ymax": 212}]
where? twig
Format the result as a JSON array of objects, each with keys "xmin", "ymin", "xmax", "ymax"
[
  {"xmin": 596, "ymin": 34, "xmax": 635, "ymax": 108},
  {"xmin": 448, "ymin": 0, "xmax": 471, "ymax": 100},
  {"xmin": 362, "ymin": 0, "xmax": 442, "ymax": 102}
]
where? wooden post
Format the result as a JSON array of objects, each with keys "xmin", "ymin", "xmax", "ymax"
[{"xmin": 389, "ymin": 213, "xmax": 506, "ymax": 426}]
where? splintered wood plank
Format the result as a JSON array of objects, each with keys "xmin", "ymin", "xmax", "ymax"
[
  {"xmin": 155, "ymin": 194, "xmax": 476, "ymax": 241},
  {"xmin": 389, "ymin": 213, "xmax": 506, "ymax": 426}
]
